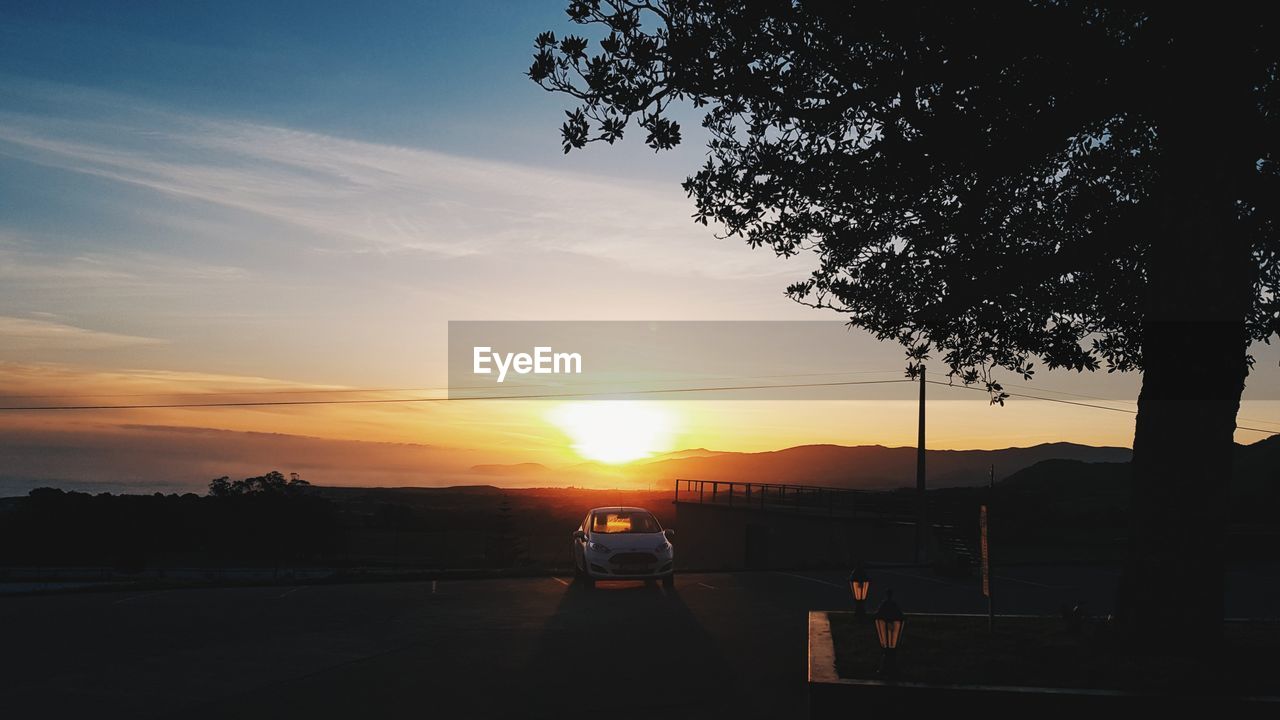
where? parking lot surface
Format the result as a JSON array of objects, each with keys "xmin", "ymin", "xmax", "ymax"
[{"xmin": 3, "ymin": 564, "xmax": 1276, "ymax": 718}]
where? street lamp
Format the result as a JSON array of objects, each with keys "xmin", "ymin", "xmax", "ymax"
[
  {"xmin": 874, "ymin": 590, "xmax": 905, "ymax": 677},
  {"xmin": 848, "ymin": 566, "xmax": 870, "ymax": 619}
]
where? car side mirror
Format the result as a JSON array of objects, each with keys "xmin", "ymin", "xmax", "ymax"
[
  {"xmin": 573, "ymin": 530, "xmax": 586, "ymax": 541},
  {"xmin": 664, "ymin": 529, "xmax": 675, "ymax": 540}
]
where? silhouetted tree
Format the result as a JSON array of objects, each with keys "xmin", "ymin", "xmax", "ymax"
[
  {"xmin": 0, "ymin": 483, "xmax": 341, "ymax": 569},
  {"xmin": 207, "ymin": 470, "xmax": 312, "ymax": 497},
  {"xmin": 530, "ymin": 2, "xmax": 1278, "ymax": 647},
  {"xmin": 208, "ymin": 476, "xmax": 232, "ymax": 497}
]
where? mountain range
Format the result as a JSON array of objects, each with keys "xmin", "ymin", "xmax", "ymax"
[
  {"xmin": 471, "ymin": 441, "xmax": 1134, "ymax": 490},
  {"xmin": 997, "ymin": 434, "xmax": 1280, "ymax": 501}
]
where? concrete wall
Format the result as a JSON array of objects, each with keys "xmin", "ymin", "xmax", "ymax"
[{"xmin": 671, "ymin": 502, "xmax": 925, "ymax": 571}]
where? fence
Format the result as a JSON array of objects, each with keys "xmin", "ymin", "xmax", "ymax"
[{"xmin": 673, "ymin": 478, "xmax": 917, "ymax": 521}]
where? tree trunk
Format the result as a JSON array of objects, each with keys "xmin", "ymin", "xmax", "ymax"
[
  {"xmin": 1119, "ymin": 323, "xmax": 1249, "ymax": 648},
  {"xmin": 1116, "ymin": 10, "xmax": 1257, "ymax": 649}
]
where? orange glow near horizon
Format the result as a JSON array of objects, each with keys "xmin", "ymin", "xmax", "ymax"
[{"xmin": 2, "ymin": 361, "xmax": 1278, "ymax": 490}]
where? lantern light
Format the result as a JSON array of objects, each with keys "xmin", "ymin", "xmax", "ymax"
[
  {"xmin": 874, "ymin": 590, "xmax": 905, "ymax": 676},
  {"xmin": 848, "ymin": 566, "xmax": 870, "ymax": 618}
]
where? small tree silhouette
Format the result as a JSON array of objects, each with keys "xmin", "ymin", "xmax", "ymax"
[{"xmin": 207, "ymin": 471, "xmax": 311, "ymax": 497}]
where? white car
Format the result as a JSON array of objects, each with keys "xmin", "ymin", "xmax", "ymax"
[{"xmin": 572, "ymin": 506, "xmax": 675, "ymax": 588}]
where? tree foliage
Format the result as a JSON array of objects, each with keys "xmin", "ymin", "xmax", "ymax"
[
  {"xmin": 2, "ymin": 482, "xmax": 340, "ymax": 569},
  {"xmin": 208, "ymin": 470, "xmax": 311, "ymax": 498},
  {"xmin": 530, "ymin": 1, "xmax": 1279, "ymax": 399}
]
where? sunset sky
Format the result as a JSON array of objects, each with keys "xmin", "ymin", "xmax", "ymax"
[{"xmin": 2, "ymin": 2, "xmax": 1278, "ymax": 494}]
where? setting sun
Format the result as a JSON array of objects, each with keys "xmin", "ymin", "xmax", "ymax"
[{"xmin": 548, "ymin": 401, "xmax": 676, "ymax": 464}]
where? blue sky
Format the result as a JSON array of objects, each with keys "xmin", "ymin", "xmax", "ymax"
[
  {"xmin": 2, "ymin": 2, "xmax": 553, "ymax": 152},
  {"xmin": 0, "ymin": 2, "xmax": 1276, "ymax": 492},
  {"xmin": 1, "ymin": 0, "xmax": 702, "ymax": 171},
  {"xmin": 0, "ymin": 1, "xmax": 799, "ymax": 387}
]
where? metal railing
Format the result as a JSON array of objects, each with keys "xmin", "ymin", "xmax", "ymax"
[{"xmin": 673, "ymin": 478, "xmax": 915, "ymax": 520}]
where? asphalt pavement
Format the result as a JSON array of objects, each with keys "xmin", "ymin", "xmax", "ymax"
[{"xmin": 3, "ymin": 564, "xmax": 1277, "ymax": 718}]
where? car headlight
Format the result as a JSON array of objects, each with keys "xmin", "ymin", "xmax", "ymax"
[
  {"xmin": 654, "ymin": 541, "xmax": 671, "ymax": 554},
  {"xmin": 588, "ymin": 541, "xmax": 612, "ymax": 554}
]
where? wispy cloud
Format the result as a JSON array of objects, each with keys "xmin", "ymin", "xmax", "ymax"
[
  {"xmin": 0, "ymin": 315, "xmax": 165, "ymax": 351},
  {"xmin": 0, "ymin": 235, "xmax": 247, "ymax": 289},
  {"xmin": 0, "ymin": 93, "xmax": 794, "ymax": 280},
  {"xmin": 0, "ymin": 81, "xmax": 818, "ymax": 406}
]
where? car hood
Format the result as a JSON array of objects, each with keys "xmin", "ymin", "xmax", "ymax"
[{"xmin": 591, "ymin": 532, "xmax": 667, "ymax": 552}]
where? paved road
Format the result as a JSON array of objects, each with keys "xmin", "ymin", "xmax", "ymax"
[{"xmin": 3, "ymin": 565, "xmax": 1277, "ymax": 718}]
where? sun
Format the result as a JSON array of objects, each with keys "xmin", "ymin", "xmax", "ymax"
[{"xmin": 548, "ymin": 401, "xmax": 676, "ymax": 464}]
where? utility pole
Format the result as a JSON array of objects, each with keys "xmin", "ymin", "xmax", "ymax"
[
  {"xmin": 983, "ymin": 464, "xmax": 995, "ymax": 633},
  {"xmin": 915, "ymin": 367, "xmax": 927, "ymax": 564}
]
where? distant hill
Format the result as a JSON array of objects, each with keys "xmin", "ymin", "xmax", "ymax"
[
  {"xmin": 649, "ymin": 448, "xmax": 726, "ymax": 461},
  {"xmin": 1234, "ymin": 434, "xmax": 1280, "ymax": 498},
  {"xmin": 469, "ymin": 454, "xmax": 751, "ymax": 480},
  {"xmin": 1000, "ymin": 458, "xmax": 1131, "ymax": 495},
  {"xmin": 627, "ymin": 441, "xmax": 1132, "ymax": 490},
  {"xmin": 435, "ymin": 437, "xmax": 1276, "ymax": 494},
  {"xmin": 319, "ymin": 484, "xmax": 505, "ymax": 498},
  {"xmin": 470, "ymin": 463, "xmax": 552, "ymax": 477},
  {"xmin": 995, "ymin": 435, "xmax": 1280, "ymax": 512}
]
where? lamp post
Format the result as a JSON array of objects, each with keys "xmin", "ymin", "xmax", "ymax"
[
  {"xmin": 848, "ymin": 566, "xmax": 870, "ymax": 619},
  {"xmin": 874, "ymin": 590, "xmax": 905, "ymax": 677}
]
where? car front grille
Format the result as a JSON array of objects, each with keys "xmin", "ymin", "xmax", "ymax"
[{"xmin": 610, "ymin": 552, "xmax": 658, "ymax": 565}]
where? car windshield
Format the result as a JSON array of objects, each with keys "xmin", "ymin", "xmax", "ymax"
[{"xmin": 591, "ymin": 511, "xmax": 661, "ymax": 534}]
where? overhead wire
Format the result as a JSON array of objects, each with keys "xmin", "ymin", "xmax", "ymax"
[
  {"xmin": 0, "ymin": 378, "xmax": 915, "ymax": 411},
  {"xmin": 1, "ymin": 370, "xmax": 1274, "ymax": 436},
  {"xmin": 924, "ymin": 380, "xmax": 1278, "ymax": 435}
]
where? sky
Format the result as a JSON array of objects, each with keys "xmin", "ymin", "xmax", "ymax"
[{"xmin": 1, "ymin": 1, "xmax": 1277, "ymax": 494}]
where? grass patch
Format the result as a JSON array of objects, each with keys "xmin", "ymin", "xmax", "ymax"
[{"xmin": 829, "ymin": 613, "xmax": 1280, "ymax": 695}]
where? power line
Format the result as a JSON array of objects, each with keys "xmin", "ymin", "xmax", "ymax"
[
  {"xmin": 926, "ymin": 380, "xmax": 1139, "ymax": 414},
  {"xmin": 0, "ymin": 378, "xmax": 915, "ymax": 411},
  {"xmin": 926, "ymin": 370, "xmax": 1137, "ymax": 405},
  {"xmin": 0, "ymin": 369, "xmax": 908, "ymax": 402},
  {"xmin": 926, "ymin": 371, "xmax": 1280, "ymax": 427},
  {"xmin": 15, "ymin": 369, "xmax": 1275, "ymax": 429},
  {"xmin": 2, "ymin": 373, "xmax": 1274, "ymax": 436},
  {"xmin": 0, "ymin": 386, "xmax": 454, "ymax": 401},
  {"xmin": 924, "ymin": 380, "xmax": 1278, "ymax": 435}
]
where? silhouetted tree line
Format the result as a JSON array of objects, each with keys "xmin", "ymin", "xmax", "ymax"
[
  {"xmin": 207, "ymin": 470, "xmax": 313, "ymax": 498},
  {"xmin": 0, "ymin": 483, "xmax": 672, "ymax": 572},
  {"xmin": 0, "ymin": 471, "xmax": 343, "ymax": 570}
]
